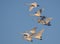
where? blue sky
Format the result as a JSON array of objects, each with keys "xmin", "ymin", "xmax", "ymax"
[{"xmin": 0, "ymin": 0, "xmax": 60, "ymax": 44}]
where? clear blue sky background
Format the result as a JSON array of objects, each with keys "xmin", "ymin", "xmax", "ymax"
[{"xmin": 0, "ymin": 0, "xmax": 60, "ymax": 44}]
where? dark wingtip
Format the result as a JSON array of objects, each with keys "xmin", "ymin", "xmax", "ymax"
[
  {"xmin": 31, "ymin": 40, "xmax": 33, "ymax": 42},
  {"xmin": 47, "ymin": 22, "xmax": 51, "ymax": 26},
  {"xmin": 37, "ymin": 5, "xmax": 39, "ymax": 7},
  {"xmin": 24, "ymin": 34, "xmax": 27, "ymax": 36},
  {"xmin": 40, "ymin": 16, "xmax": 46, "ymax": 20},
  {"xmin": 40, "ymin": 38, "xmax": 42, "ymax": 40},
  {"xmin": 44, "ymin": 22, "xmax": 51, "ymax": 26},
  {"xmin": 35, "ymin": 12, "xmax": 37, "ymax": 13},
  {"xmin": 48, "ymin": 24, "xmax": 51, "ymax": 26}
]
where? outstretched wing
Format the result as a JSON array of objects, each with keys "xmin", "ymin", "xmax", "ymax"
[
  {"xmin": 29, "ymin": 6, "xmax": 34, "ymax": 11},
  {"xmin": 30, "ymin": 27, "xmax": 37, "ymax": 35},
  {"xmin": 34, "ymin": 29, "xmax": 44, "ymax": 39},
  {"xmin": 34, "ymin": 10, "xmax": 41, "ymax": 17},
  {"xmin": 34, "ymin": 8, "xmax": 44, "ymax": 17},
  {"xmin": 45, "ymin": 18, "xmax": 52, "ymax": 24},
  {"xmin": 29, "ymin": 2, "xmax": 37, "ymax": 11}
]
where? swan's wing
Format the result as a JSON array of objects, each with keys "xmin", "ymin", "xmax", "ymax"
[
  {"xmin": 45, "ymin": 18, "xmax": 52, "ymax": 24},
  {"xmin": 29, "ymin": 2, "xmax": 38, "ymax": 11},
  {"xmin": 36, "ymin": 29, "xmax": 44, "ymax": 36},
  {"xmin": 29, "ymin": 6, "xmax": 34, "ymax": 11},
  {"xmin": 34, "ymin": 10, "xmax": 41, "ymax": 17},
  {"xmin": 31, "ymin": 2, "xmax": 37, "ymax": 7},
  {"xmin": 34, "ymin": 29, "xmax": 44, "ymax": 39},
  {"xmin": 30, "ymin": 27, "xmax": 37, "ymax": 35},
  {"xmin": 35, "ymin": 8, "xmax": 44, "ymax": 16}
]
